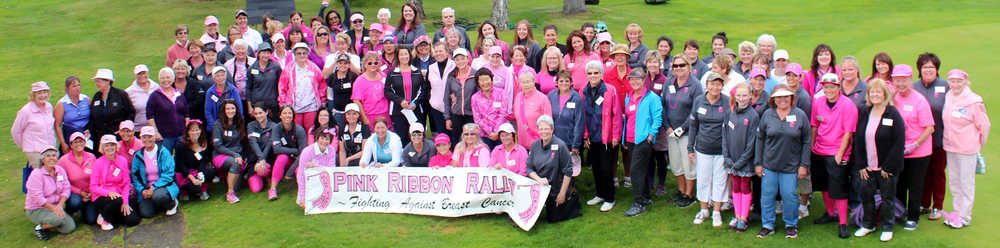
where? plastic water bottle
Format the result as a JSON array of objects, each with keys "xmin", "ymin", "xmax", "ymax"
[
  {"xmin": 977, "ymin": 153, "xmax": 986, "ymax": 174},
  {"xmin": 197, "ymin": 172, "xmax": 206, "ymax": 182}
]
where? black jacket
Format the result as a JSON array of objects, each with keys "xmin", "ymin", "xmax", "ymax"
[
  {"xmin": 852, "ymin": 106, "xmax": 906, "ymax": 174},
  {"xmin": 90, "ymin": 87, "xmax": 136, "ymax": 139},
  {"xmin": 384, "ymin": 66, "xmax": 430, "ymax": 116},
  {"xmin": 246, "ymin": 60, "xmax": 282, "ymax": 106}
]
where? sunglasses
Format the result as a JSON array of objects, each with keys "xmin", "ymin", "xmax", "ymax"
[
  {"xmin": 586, "ymin": 72, "xmax": 601, "ymax": 75},
  {"xmin": 352, "ymin": 20, "xmax": 364, "ymax": 23},
  {"xmin": 672, "ymin": 64, "xmax": 688, "ymax": 68},
  {"xmin": 177, "ymin": 32, "xmax": 188, "ymax": 35},
  {"xmin": 462, "ymin": 133, "xmax": 477, "ymax": 136},
  {"xmin": 411, "ymin": 131, "xmax": 423, "ymax": 136},
  {"xmin": 366, "ymin": 62, "xmax": 379, "ymax": 66},
  {"xmin": 318, "ymin": 33, "xmax": 330, "ymax": 37}
]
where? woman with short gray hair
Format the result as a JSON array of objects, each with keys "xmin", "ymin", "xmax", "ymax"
[{"xmin": 527, "ymin": 115, "xmax": 581, "ymax": 222}]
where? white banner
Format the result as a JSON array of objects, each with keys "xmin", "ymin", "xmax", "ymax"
[{"xmin": 302, "ymin": 167, "xmax": 551, "ymax": 231}]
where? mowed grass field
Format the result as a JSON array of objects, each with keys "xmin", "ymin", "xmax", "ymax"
[{"xmin": 2, "ymin": 0, "xmax": 999, "ymax": 247}]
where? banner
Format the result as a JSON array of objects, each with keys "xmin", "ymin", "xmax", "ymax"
[{"xmin": 302, "ymin": 167, "xmax": 551, "ymax": 231}]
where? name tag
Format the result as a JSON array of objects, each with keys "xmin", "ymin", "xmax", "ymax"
[
  {"xmin": 281, "ymin": 137, "xmax": 288, "ymax": 145},
  {"xmin": 343, "ymin": 83, "xmax": 352, "ymax": 89},
  {"xmin": 250, "ymin": 132, "xmax": 261, "ymax": 138},
  {"xmin": 566, "ymin": 102, "xmax": 576, "ymax": 109},
  {"xmin": 952, "ymin": 110, "xmax": 964, "ymax": 118},
  {"xmin": 507, "ymin": 160, "xmax": 516, "ymax": 166},
  {"xmin": 595, "ymin": 96, "xmax": 604, "ymax": 105},
  {"xmin": 567, "ymin": 63, "xmax": 575, "ymax": 69},
  {"xmin": 251, "ymin": 69, "xmax": 260, "ymax": 75},
  {"xmin": 882, "ymin": 118, "xmax": 894, "ymax": 126},
  {"xmin": 697, "ymin": 107, "xmax": 707, "ymax": 115},
  {"xmin": 550, "ymin": 144, "xmax": 559, "ymax": 151},
  {"xmin": 628, "ymin": 105, "xmax": 636, "ymax": 112},
  {"xmin": 743, "ymin": 118, "xmax": 749, "ymax": 126},
  {"xmin": 903, "ymin": 105, "xmax": 913, "ymax": 112},
  {"xmin": 817, "ymin": 116, "xmax": 825, "ymax": 122},
  {"xmin": 84, "ymin": 168, "xmax": 92, "ymax": 174},
  {"xmin": 112, "ymin": 168, "xmax": 120, "ymax": 177},
  {"xmin": 668, "ymin": 85, "xmax": 676, "ymax": 94},
  {"xmin": 93, "ymin": 100, "xmax": 101, "ymax": 106},
  {"xmin": 653, "ymin": 83, "xmax": 663, "ymax": 90},
  {"xmin": 786, "ymin": 115, "xmax": 797, "ymax": 123},
  {"xmin": 211, "ymin": 95, "xmax": 220, "ymax": 102},
  {"xmin": 492, "ymin": 101, "xmax": 502, "ymax": 108},
  {"xmin": 193, "ymin": 152, "xmax": 203, "ymax": 160},
  {"xmin": 354, "ymin": 136, "xmax": 363, "ymax": 143},
  {"xmin": 225, "ymin": 131, "xmax": 234, "ymax": 137},
  {"xmin": 408, "ymin": 152, "xmax": 416, "ymax": 157},
  {"xmin": 57, "ymin": 175, "xmax": 64, "ymax": 181},
  {"xmin": 728, "ymin": 121, "xmax": 735, "ymax": 130},
  {"xmin": 935, "ymin": 86, "xmax": 945, "ymax": 93}
]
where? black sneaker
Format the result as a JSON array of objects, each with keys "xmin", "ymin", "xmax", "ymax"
[
  {"xmin": 34, "ymin": 225, "xmax": 49, "ymax": 241},
  {"xmin": 839, "ymin": 224, "xmax": 849, "ymax": 239},
  {"xmin": 813, "ymin": 213, "xmax": 838, "ymax": 224},
  {"xmin": 624, "ymin": 202, "xmax": 647, "ymax": 217},
  {"xmin": 756, "ymin": 227, "xmax": 774, "ymax": 238},
  {"xmin": 676, "ymin": 195, "xmax": 695, "ymax": 208},
  {"xmin": 669, "ymin": 191, "xmax": 684, "ymax": 202},
  {"xmin": 639, "ymin": 198, "xmax": 654, "ymax": 206},
  {"xmin": 749, "ymin": 210, "xmax": 762, "ymax": 222},
  {"xmin": 785, "ymin": 226, "xmax": 799, "ymax": 238}
]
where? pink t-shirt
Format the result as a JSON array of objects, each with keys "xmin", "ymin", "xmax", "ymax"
[
  {"xmin": 564, "ymin": 51, "xmax": 600, "ymax": 92},
  {"xmin": 351, "ymin": 75, "xmax": 390, "ymax": 121},
  {"xmin": 624, "ymin": 90, "xmax": 645, "ymax": 143},
  {"xmin": 429, "ymin": 154, "xmax": 452, "ymax": 168},
  {"xmin": 142, "ymin": 148, "xmax": 159, "ymax": 186},
  {"xmin": 810, "ymin": 95, "xmax": 858, "ymax": 157},
  {"xmin": 118, "ymin": 138, "xmax": 143, "ymax": 162},
  {"xmin": 452, "ymin": 145, "xmax": 491, "ymax": 167},
  {"xmin": 402, "ymin": 71, "xmax": 413, "ymax": 102},
  {"xmin": 558, "ymin": 93, "xmax": 571, "ymax": 112},
  {"xmin": 490, "ymin": 144, "xmax": 528, "ymax": 176},
  {"xmin": 535, "ymin": 71, "xmax": 558, "ymax": 95},
  {"xmin": 894, "ymin": 90, "xmax": 935, "ymax": 158},
  {"xmin": 58, "ymin": 152, "xmax": 97, "ymax": 194},
  {"xmin": 864, "ymin": 115, "xmax": 880, "ymax": 171}
]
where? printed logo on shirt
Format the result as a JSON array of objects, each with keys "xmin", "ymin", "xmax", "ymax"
[
  {"xmin": 935, "ymin": 86, "xmax": 946, "ymax": 94},
  {"xmin": 743, "ymin": 118, "xmax": 749, "ymax": 126},
  {"xmin": 817, "ymin": 116, "xmax": 825, "ymax": 122},
  {"xmin": 408, "ymin": 152, "xmax": 416, "ymax": 157}
]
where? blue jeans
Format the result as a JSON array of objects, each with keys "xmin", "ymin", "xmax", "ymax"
[
  {"xmin": 159, "ymin": 136, "xmax": 180, "ymax": 154},
  {"xmin": 66, "ymin": 193, "xmax": 98, "ymax": 225},
  {"xmin": 761, "ymin": 168, "xmax": 799, "ymax": 229},
  {"xmin": 427, "ymin": 108, "xmax": 447, "ymax": 134}
]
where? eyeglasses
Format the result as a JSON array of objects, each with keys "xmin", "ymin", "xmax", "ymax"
[
  {"xmin": 352, "ymin": 20, "xmax": 364, "ymax": 24},
  {"xmin": 366, "ymin": 62, "xmax": 379, "ymax": 66},
  {"xmin": 672, "ymin": 64, "xmax": 688, "ymax": 68},
  {"xmin": 294, "ymin": 52, "xmax": 309, "ymax": 56},
  {"xmin": 557, "ymin": 79, "xmax": 572, "ymax": 83},
  {"xmin": 586, "ymin": 72, "xmax": 601, "ymax": 75},
  {"xmin": 462, "ymin": 133, "xmax": 477, "ymax": 136},
  {"xmin": 318, "ymin": 33, "xmax": 330, "ymax": 37}
]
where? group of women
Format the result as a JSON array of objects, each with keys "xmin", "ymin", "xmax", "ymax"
[{"xmin": 15, "ymin": 1, "xmax": 990, "ymax": 243}]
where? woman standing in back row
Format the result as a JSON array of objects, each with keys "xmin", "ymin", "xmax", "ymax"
[{"xmin": 941, "ymin": 69, "xmax": 990, "ymax": 229}]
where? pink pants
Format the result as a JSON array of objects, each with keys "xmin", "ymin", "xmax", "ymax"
[
  {"xmin": 731, "ymin": 175, "xmax": 752, "ymax": 218},
  {"xmin": 295, "ymin": 111, "xmax": 318, "ymax": 133},
  {"xmin": 247, "ymin": 154, "xmax": 294, "ymax": 193},
  {"xmin": 947, "ymin": 152, "xmax": 977, "ymax": 222}
]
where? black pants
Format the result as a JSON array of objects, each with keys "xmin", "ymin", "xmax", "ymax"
[
  {"xmin": 544, "ymin": 189, "xmax": 582, "ymax": 223},
  {"xmin": 859, "ymin": 171, "xmax": 898, "ymax": 231},
  {"xmin": 588, "ymin": 143, "xmax": 618, "ymax": 202},
  {"xmin": 897, "ymin": 156, "xmax": 930, "ymax": 221},
  {"xmin": 138, "ymin": 188, "xmax": 176, "ymax": 218},
  {"xmin": 815, "ymin": 154, "xmax": 850, "ymax": 199},
  {"xmin": 181, "ymin": 162, "xmax": 217, "ymax": 196},
  {"xmin": 651, "ymin": 151, "xmax": 668, "ymax": 187},
  {"xmin": 93, "ymin": 196, "xmax": 141, "ymax": 227},
  {"xmin": 810, "ymin": 153, "xmax": 831, "ymax": 193},
  {"xmin": 628, "ymin": 141, "xmax": 652, "ymax": 204},
  {"xmin": 448, "ymin": 115, "xmax": 474, "ymax": 144},
  {"xmin": 391, "ymin": 111, "xmax": 424, "ymax": 147}
]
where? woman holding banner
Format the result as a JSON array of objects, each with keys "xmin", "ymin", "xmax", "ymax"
[
  {"xmin": 359, "ymin": 117, "xmax": 403, "ymax": 167},
  {"xmin": 527, "ymin": 115, "xmax": 581, "ymax": 223},
  {"xmin": 452, "ymin": 123, "xmax": 491, "ymax": 167},
  {"xmin": 296, "ymin": 128, "xmax": 339, "ymax": 208}
]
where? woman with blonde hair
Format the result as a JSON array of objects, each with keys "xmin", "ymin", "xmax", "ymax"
[
  {"xmin": 624, "ymin": 24, "xmax": 648, "ymax": 69},
  {"xmin": 536, "ymin": 46, "xmax": 566, "ymax": 94}
]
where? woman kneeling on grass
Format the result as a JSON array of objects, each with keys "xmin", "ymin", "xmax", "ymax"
[
  {"xmin": 25, "ymin": 147, "xmax": 75, "ymax": 241},
  {"xmin": 527, "ymin": 115, "xmax": 581, "ymax": 223},
  {"xmin": 131, "ymin": 126, "xmax": 180, "ymax": 219}
]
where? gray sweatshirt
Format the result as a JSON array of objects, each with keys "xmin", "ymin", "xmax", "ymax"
[
  {"xmin": 723, "ymin": 105, "xmax": 759, "ymax": 177},
  {"xmin": 688, "ymin": 94, "xmax": 730, "ymax": 155},
  {"xmin": 754, "ymin": 107, "xmax": 811, "ymax": 173}
]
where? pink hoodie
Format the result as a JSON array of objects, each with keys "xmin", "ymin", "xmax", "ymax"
[
  {"xmin": 943, "ymin": 88, "xmax": 990, "ymax": 154},
  {"xmin": 490, "ymin": 144, "xmax": 528, "ymax": 176},
  {"xmin": 89, "ymin": 154, "xmax": 132, "ymax": 206},
  {"xmin": 471, "ymin": 89, "xmax": 509, "ymax": 138},
  {"xmin": 278, "ymin": 61, "xmax": 327, "ymax": 107}
]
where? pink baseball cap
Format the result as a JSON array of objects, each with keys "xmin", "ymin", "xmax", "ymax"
[
  {"xmin": 595, "ymin": 32, "xmax": 613, "ymax": 45},
  {"xmin": 434, "ymin": 133, "xmax": 450, "ymax": 145},
  {"xmin": 487, "ymin": 46, "xmax": 502, "ymax": 56},
  {"xmin": 99, "ymin": 134, "xmax": 118, "ymax": 145},
  {"xmin": 369, "ymin": 23, "xmax": 383, "ymax": 33},
  {"xmin": 204, "ymin": 15, "xmax": 219, "ymax": 26},
  {"xmin": 891, "ymin": 64, "xmax": 913, "ymax": 78},
  {"xmin": 118, "ymin": 120, "xmax": 135, "ymax": 131},
  {"xmin": 139, "ymin": 126, "xmax": 157, "ymax": 137},
  {"xmin": 31, "ymin": 81, "xmax": 50, "ymax": 92},
  {"xmin": 413, "ymin": 35, "xmax": 431, "ymax": 46},
  {"xmin": 69, "ymin": 132, "xmax": 86, "ymax": 142},
  {"xmin": 498, "ymin": 122, "xmax": 516, "ymax": 134},
  {"xmin": 323, "ymin": 128, "xmax": 338, "ymax": 135},
  {"xmin": 749, "ymin": 68, "xmax": 767, "ymax": 79},
  {"xmin": 785, "ymin": 63, "xmax": 804, "ymax": 76},
  {"xmin": 270, "ymin": 33, "xmax": 285, "ymax": 43},
  {"xmin": 947, "ymin": 69, "xmax": 968, "ymax": 80}
]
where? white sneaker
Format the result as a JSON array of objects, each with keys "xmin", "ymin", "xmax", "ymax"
[
  {"xmin": 880, "ymin": 231, "xmax": 893, "ymax": 242},
  {"xmin": 166, "ymin": 199, "xmax": 179, "ymax": 216},
  {"xmin": 199, "ymin": 192, "xmax": 211, "ymax": 201},
  {"xmin": 613, "ymin": 177, "xmax": 620, "ymax": 187},
  {"xmin": 623, "ymin": 177, "xmax": 632, "ymax": 188},
  {"xmin": 97, "ymin": 215, "xmax": 114, "ymax": 231},
  {"xmin": 721, "ymin": 202, "xmax": 733, "ymax": 211},
  {"xmin": 586, "ymin": 196, "xmax": 605, "ymax": 206},
  {"xmin": 212, "ymin": 177, "xmax": 220, "ymax": 183},
  {"xmin": 693, "ymin": 210, "xmax": 708, "ymax": 225},
  {"xmin": 854, "ymin": 227, "xmax": 875, "ymax": 237},
  {"xmin": 600, "ymin": 202, "xmax": 615, "ymax": 212},
  {"xmin": 712, "ymin": 211, "xmax": 723, "ymax": 227},
  {"xmin": 729, "ymin": 217, "xmax": 738, "ymax": 227},
  {"xmin": 799, "ymin": 205, "xmax": 810, "ymax": 219},
  {"xmin": 775, "ymin": 200, "xmax": 783, "ymax": 214}
]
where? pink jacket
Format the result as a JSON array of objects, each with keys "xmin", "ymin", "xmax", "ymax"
[
  {"xmin": 564, "ymin": 51, "xmax": 601, "ymax": 92},
  {"xmin": 483, "ymin": 63, "xmax": 515, "ymax": 109},
  {"xmin": 296, "ymin": 142, "xmax": 339, "ymax": 203},
  {"xmin": 24, "ymin": 166, "xmax": 71, "ymax": 210},
  {"xmin": 803, "ymin": 66, "xmax": 840, "ymax": 95},
  {"xmin": 118, "ymin": 138, "xmax": 143, "ymax": 164},
  {"xmin": 508, "ymin": 64, "xmax": 536, "ymax": 100},
  {"xmin": 11, "ymin": 102, "xmax": 56, "ymax": 153},
  {"xmin": 513, "ymin": 91, "xmax": 553, "ymax": 148},
  {"xmin": 278, "ymin": 62, "xmax": 327, "ymax": 106},
  {"xmin": 199, "ymin": 32, "xmax": 226, "ymax": 52},
  {"xmin": 943, "ymin": 88, "xmax": 991, "ymax": 154},
  {"xmin": 428, "ymin": 60, "xmax": 456, "ymax": 112},
  {"xmin": 90, "ymin": 154, "xmax": 132, "ymax": 206},
  {"xmin": 453, "ymin": 145, "xmax": 491, "ymax": 167},
  {"xmin": 471, "ymin": 89, "xmax": 509, "ymax": 138},
  {"xmin": 58, "ymin": 152, "xmax": 97, "ymax": 194},
  {"xmin": 583, "ymin": 83, "xmax": 624, "ymax": 144},
  {"xmin": 490, "ymin": 144, "xmax": 528, "ymax": 176}
]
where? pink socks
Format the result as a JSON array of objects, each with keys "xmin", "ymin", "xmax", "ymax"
[
  {"xmin": 836, "ymin": 199, "xmax": 848, "ymax": 225},
  {"xmin": 822, "ymin": 192, "xmax": 836, "ymax": 215}
]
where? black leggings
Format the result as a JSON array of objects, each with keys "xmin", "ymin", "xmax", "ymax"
[
  {"xmin": 93, "ymin": 196, "xmax": 141, "ymax": 227},
  {"xmin": 588, "ymin": 143, "xmax": 618, "ymax": 202},
  {"xmin": 650, "ymin": 150, "xmax": 668, "ymax": 187},
  {"xmin": 897, "ymin": 156, "xmax": 930, "ymax": 221}
]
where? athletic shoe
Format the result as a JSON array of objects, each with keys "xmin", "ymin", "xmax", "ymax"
[
  {"xmin": 613, "ymin": 177, "xmax": 620, "ymax": 187},
  {"xmin": 775, "ymin": 200, "xmax": 783, "ymax": 215},
  {"xmin": 799, "ymin": 205, "xmax": 810, "ymax": 219},
  {"xmin": 97, "ymin": 215, "xmax": 114, "ymax": 231},
  {"xmin": 586, "ymin": 196, "xmax": 605, "ymax": 206},
  {"xmin": 839, "ymin": 224, "xmax": 850, "ymax": 239},
  {"xmin": 721, "ymin": 201, "xmax": 733, "ymax": 211},
  {"xmin": 919, "ymin": 206, "xmax": 929, "ymax": 215},
  {"xmin": 712, "ymin": 211, "xmax": 723, "ymax": 227},
  {"xmin": 199, "ymin": 192, "xmax": 211, "ymax": 201},
  {"xmin": 813, "ymin": 213, "xmax": 838, "ymax": 224},
  {"xmin": 928, "ymin": 208, "xmax": 943, "ymax": 220},
  {"xmin": 669, "ymin": 191, "xmax": 684, "ymax": 202},
  {"xmin": 212, "ymin": 177, "xmax": 221, "ymax": 183},
  {"xmin": 654, "ymin": 186, "xmax": 667, "ymax": 197},
  {"xmin": 729, "ymin": 217, "xmax": 738, "ymax": 228},
  {"xmin": 756, "ymin": 228, "xmax": 774, "ymax": 238},
  {"xmin": 784, "ymin": 226, "xmax": 799, "ymax": 238},
  {"xmin": 623, "ymin": 177, "xmax": 632, "ymax": 188},
  {"xmin": 268, "ymin": 188, "xmax": 278, "ymax": 201},
  {"xmin": 34, "ymin": 225, "xmax": 49, "ymax": 241},
  {"xmin": 676, "ymin": 195, "xmax": 695, "ymax": 208},
  {"xmin": 166, "ymin": 199, "xmax": 179, "ymax": 216},
  {"xmin": 693, "ymin": 210, "xmax": 708, "ymax": 225},
  {"xmin": 903, "ymin": 220, "xmax": 918, "ymax": 231},
  {"xmin": 880, "ymin": 231, "xmax": 894, "ymax": 242},
  {"xmin": 639, "ymin": 198, "xmax": 654, "ymax": 206},
  {"xmin": 226, "ymin": 192, "xmax": 240, "ymax": 204},
  {"xmin": 600, "ymin": 202, "xmax": 615, "ymax": 212},
  {"xmin": 179, "ymin": 194, "xmax": 190, "ymax": 201},
  {"xmin": 854, "ymin": 226, "xmax": 875, "ymax": 237},
  {"xmin": 943, "ymin": 212, "xmax": 967, "ymax": 229},
  {"xmin": 624, "ymin": 203, "xmax": 646, "ymax": 217},
  {"xmin": 734, "ymin": 221, "xmax": 748, "ymax": 233}
]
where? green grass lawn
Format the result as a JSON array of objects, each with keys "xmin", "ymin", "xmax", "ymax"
[{"xmin": 2, "ymin": 0, "xmax": 999, "ymax": 247}]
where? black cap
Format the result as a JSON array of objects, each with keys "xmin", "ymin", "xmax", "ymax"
[
  {"xmin": 235, "ymin": 9, "xmax": 248, "ymax": 18},
  {"xmin": 257, "ymin": 43, "xmax": 273, "ymax": 52}
]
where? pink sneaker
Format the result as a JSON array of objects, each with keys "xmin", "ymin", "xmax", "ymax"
[
  {"xmin": 226, "ymin": 192, "xmax": 240, "ymax": 203},
  {"xmin": 97, "ymin": 215, "xmax": 114, "ymax": 230},
  {"xmin": 268, "ymin": 188, "xmax": 278, "ymax": 201},
  {"xmin": 943, "ymin": 212, "xmax": 965, "ymax": 229}
]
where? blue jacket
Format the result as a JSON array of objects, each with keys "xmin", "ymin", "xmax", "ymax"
[
  {"xmin": 548, "ymin": 90, "xmax": 586, "ymax": 149},
  {"xmin": 623, "ymin": 90, "xmax": 663, "ymax": 144},
  {"xmin": 205, "ymin": 82, "xmax": 244, "ymax": 132},
  {"xmin": 130, "ymin": 145, "xmax": 179, "ymax": 203}
]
